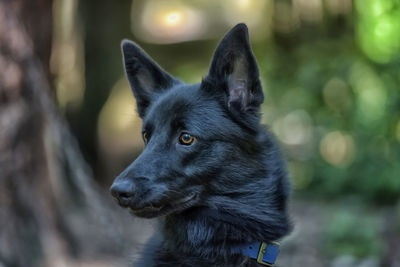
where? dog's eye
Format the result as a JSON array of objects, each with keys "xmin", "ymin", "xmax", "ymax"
[
  {"xmin": 179, "ymin": 133, "xmax": 196, "ymax": 145},
  {"xmin": 142, "ymin": 131, "xmax": 149, "ymax": 144}
]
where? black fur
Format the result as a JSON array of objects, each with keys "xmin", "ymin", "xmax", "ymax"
[{"xmin": 110, "ymin": 23, "xmax": 292, "ymax": 267}]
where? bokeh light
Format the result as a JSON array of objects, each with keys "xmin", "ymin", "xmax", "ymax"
[
  {"xmin": 98, "ymin": 78, "xmax": 142, "ymax": 155},
  {"xmin": 320, "ymin": 131, "xmax": 355, "ymax": 167},
  {"xmin": 164, "ymin": 11, "xmax": 182, "ymax": 26},
  {"xmin": 349, "ymin": 62, "xmax": 387, "ymax": 127},
  {"xmin": 355, "ymin": 0, "xmax": 400, "ymax": 63},
  {"xmin": 130, "ymin": 0, "xmax": 273, "ymax": 43},
  {"xmin": 273, "ymin": 109, "xmax": 313, "ymax": 146},
  {"xmin": 132, "ymin": 0, "xmax": 206, "ymax": 43}
]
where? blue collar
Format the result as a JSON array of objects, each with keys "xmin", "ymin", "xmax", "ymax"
[{"xmin": 233, "ymin": 241, "xmax": 280, "ymax": 266}]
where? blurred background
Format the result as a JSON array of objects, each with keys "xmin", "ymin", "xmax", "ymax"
[{"xmin": 1, "ymin": 0, "xmax": 400, "ymax": 266}]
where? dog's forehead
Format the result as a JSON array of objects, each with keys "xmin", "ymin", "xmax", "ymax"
[{"xmin": 143, "ymin": 83, "xmax": 207, "ymax": 127}]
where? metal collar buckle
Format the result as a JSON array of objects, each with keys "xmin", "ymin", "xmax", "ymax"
[{"xmin": 256, "ymin": 241, "xmax": 280, "ymax": 266}]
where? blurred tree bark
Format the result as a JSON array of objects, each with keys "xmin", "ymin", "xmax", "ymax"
[{"xmin": 0, "ymin": 1, "xmax": 133, "ymax": 266}]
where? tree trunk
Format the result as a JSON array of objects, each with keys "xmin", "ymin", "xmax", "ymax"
[{"xmin": 0, "ymin": 1, "xmax": 135, "ymax": 266}]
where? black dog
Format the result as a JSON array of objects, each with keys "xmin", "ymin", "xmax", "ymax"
[{"xmin": 110, "ymin": 23, "xmax": 291, "ymax": 267}]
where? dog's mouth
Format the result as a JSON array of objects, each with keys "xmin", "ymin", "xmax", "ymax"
[{"xmin": 128, "ymin": 193, "xmax": 198, "ymax": 218}]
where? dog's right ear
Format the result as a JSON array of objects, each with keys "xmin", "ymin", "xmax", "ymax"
[
  {"xmin": 122, "ymin": 40, "xmax": 178, "ymax": 118},
  {"xmin": 204, "ymin": 24, "xmax": 263, "ymax": 115}
]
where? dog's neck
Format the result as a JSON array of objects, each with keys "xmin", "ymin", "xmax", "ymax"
[{"xmin": 161, "ymin": 205, "xmax": 289, "ymax": 260}]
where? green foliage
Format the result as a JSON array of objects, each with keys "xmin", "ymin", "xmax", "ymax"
[
  {"xmin": 255, "ymin": 16, "xmax": 400, "ymax": 204},
  {"xmin": 355, "ymin": 0, "xmax": 400, "ymax": 63}
]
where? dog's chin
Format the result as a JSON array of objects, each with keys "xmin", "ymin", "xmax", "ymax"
[{"xmin": 127, "ymin": 193, "xmax": 199, "ymax": 218}]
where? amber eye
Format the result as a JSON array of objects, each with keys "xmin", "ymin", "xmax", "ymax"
[
  {"xmin": 179, "ymin": 133, "xmax": 196, "ymax": 145},
  {"xmin": 142, "ymin": 132, "xmax": 148, "ymax": 144}
]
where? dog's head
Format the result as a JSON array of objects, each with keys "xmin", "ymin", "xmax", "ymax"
[{"xmin": 110, "ymin": 24, "xmax": 276, "ymax": 219}]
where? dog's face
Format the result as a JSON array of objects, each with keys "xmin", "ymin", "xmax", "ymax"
[{"xmin": 110, "ymin": 24, "xmax": 265, "ymax": 218}]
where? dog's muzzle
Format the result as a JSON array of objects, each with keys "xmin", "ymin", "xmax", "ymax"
[{"xmin": 110, "ymin": 179, "xmax": 136, "ymax": 207}]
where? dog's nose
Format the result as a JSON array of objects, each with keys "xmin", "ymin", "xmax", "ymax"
[{"xmin": 110, "ymin": 180, "xmax": 135, "ymax": 206}]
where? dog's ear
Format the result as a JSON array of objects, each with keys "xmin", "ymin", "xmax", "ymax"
[
  {"xmin": 122, "ymin": 40, "xmax": 178, "ymax": 118},
  {"xmin": 205, "ymin": 23, "xmax": 264, "ymax": 113}
]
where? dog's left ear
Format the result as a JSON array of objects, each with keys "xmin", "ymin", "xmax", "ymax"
[
  {"xmin": 205, "ymin": 23, "xmax": 264, "ymax": 113},
  {"xmin": 122, "ymin": 40, "xmax": 179, "ymax": 118}
]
